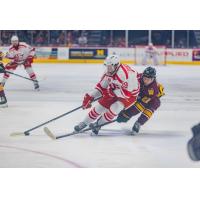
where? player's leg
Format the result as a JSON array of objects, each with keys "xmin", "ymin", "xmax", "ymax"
[
  {"xmin": 0, "ymin": 84, "xmax": 8, "ymax": 108},
  {"xmin": 153, "ymin": 54, "xmax": 159, "ymax": 66},
  {"xmin": 74, "ymin": 95, "xmax": 118, "ymax": 133},
  {"xmin": 1, "ymin": 62, "xmax": 18, "ymax": 86},
  {"xmin": 117, "ymin": 101, "xmax": 142, "ymax": 123},
  {"xmin": 24, "ymin": 63, "xmax": 39, "ymax": 90},
  {"xmin": 133, "ymin": 98, "xmax": 160, "ymax": 134},
  {"xmin": 89, "ymin": 100, "xmax": 124, "ymax": 135},
  {"xmin": 142, "ymin": 54, "xmax": 148, "ymax": 65},
  {"xmin": 74, "ymin": 103, "xmax": 107, "ymax": 132}
]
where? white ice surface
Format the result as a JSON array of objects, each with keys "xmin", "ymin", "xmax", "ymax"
[{"xmin": 0, "ymin": 63, "xmax": 200, "ymax": 167}]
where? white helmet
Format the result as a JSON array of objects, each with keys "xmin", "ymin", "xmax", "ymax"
[
  {"xmin": 104, "ymin": 54, "xmax": 120, "ymax": 67},
  {"xmin": 11, "ymin": 35, "xmax": 19, "ymax": 45}
]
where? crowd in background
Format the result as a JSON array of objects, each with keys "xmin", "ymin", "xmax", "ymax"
[{"xmin": 0, "ymin": 30, "xmax": 198, "ymax": 48}]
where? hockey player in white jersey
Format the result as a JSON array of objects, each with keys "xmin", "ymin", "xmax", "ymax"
[
  {"xmin": 1, "ymin": 36, "xmax": 39, "ymax": 90},
  {"xmin": 74, "ymin": 54, "xmax": 140, "ymax": 135},
  {"xmin": 142, "ymin": 43, "xmax": 159, "ymax": 66}
]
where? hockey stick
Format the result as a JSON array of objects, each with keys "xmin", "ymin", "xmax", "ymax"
[
  {"xmin": 10, "ymin": 97, "xmax": 101, "ymax": 137},
  {"xmin": 44, "ymin": 120, "xmax": 117, "ymax": 140},
  {"xmin": 4, "ymin": 70, "xmax": 38, "ymax": 82}
]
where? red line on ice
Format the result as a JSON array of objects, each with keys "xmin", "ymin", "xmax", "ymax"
[{"xmin": 0, "ymin": 145, "xmax": 83, "ymax": 168}]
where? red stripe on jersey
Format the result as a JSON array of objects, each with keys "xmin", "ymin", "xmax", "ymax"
[
  {"xmin": 108, "ymin": 108, "xmax": 117, "ymax": 117},
  {"xmin": 95, "ymin": 83, "xmax": 106, "ymax": 95},
  {"xmin": 121, "ymin": 88, "xmax": 132, "ymax": 98},
  {"xmin": 89, "ymin": 112, "xmax": 97, "ymax": 120},
  {"xmin": 93, "ymin": 108, "xmax": 100, "ymax": 116},
  {"xmin": 115, "ymin": 73, "xmax": 123, "ymax": 84},
  {"xmin": 103, "ymin": 113, "xmax": 113, "ymax": 122},
  {"xmin": 120, "ymin": 64, "xmax": 129, "ymax": 79}
]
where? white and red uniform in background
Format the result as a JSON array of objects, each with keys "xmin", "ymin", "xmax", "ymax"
[
  {"xmin": 82, "ymin": 63, "xmax": 140, "ymax": 126},
  {"xmin": 142, "ymin": 44, "xmax": 159, "ymax": 65},
  {"xmin": 1, "ymin": 41, "xmax": 38, "ymax": 85}
]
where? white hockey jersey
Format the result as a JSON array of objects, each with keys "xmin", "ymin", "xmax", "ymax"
[
  {"xmin": 6, "ymin": 42, "xmax": 35, "ymax": 63},
  {"xmin": 145, "ymin": 46, "xmax": 158, "ymax": 56},
  {"xmin": 95, "ymin": 64, "xmax": 140, "ymax": 99}
]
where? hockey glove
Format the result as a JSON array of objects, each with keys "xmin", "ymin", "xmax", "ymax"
[
  {"xmin": 82, "ymin": 93, "xmax": 94, "ymax": 109},
  {"xmin": 0, "ymin": 63, "xmax": 5, "ymax": 73}
]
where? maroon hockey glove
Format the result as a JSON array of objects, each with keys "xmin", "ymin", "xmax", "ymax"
[{"xmin": 82, "ymin": 93, "xmax": 94, "ymax": 109}]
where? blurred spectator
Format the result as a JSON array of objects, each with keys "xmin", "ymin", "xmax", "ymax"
[
  {"xmin": 1, "ymin": 31, "xmax": 16, "ymax": 45},
  {"xmin": 118, "ymin": 37, "xmax": 125, "ymax": 47},
  {"xmin": 176, "ymin": 38, "xmax": 186, "ymax": 48},
  {"xmin": 50, "ymin": 31, "xmax": 60, "ymax": 45},
  {"xmin": 78, "ymin": 32, "xmax": 87, "ymax": 47},
  {"xmin": 33, "ymin": 31, "xmax": 48, "ymax": 46},
  {"xmin": 66, "ymin": 31, "xmax": 73, "ymax": 47},
  {"xmin": 165, "ymin": 39, "xmax": 171, "ymax": 48},
  {"xmin": 0, "ymin": 30, "xmax": 198, "ymax": 48},
  {"xmin": 16, "ymin": 31, "xmax": 32, "ymax": 44},
  {"xmin": 57, "ymin": 31, "xmax": 65, "ymax": 45}
]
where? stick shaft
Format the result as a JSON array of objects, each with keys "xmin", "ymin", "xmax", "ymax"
[
  {"xmin": 5, "ymin": 71, "xmax": 37, "ymax": 82},
  {"xmin": 25, "ymin": 97, "xmax": 101, "ymax": 134},
  {"xmin": 56, "ymin": 120, "xmax": 116, "ymax": 139}
]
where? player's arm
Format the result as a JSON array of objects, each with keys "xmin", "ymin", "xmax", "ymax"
[
  {"xmin": 82, "ymin": 73, "xmax": 109, "ymax": 109},
  {"xmin": 5, "ymin": 49, "xmax": 15, "ymax": 60}
]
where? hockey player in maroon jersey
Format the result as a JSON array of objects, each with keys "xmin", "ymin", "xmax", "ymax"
[
  {"xmin": 1, "ymin": 36, "xmax": 39, "ymax": 90},
  {"xmin": 74, "ymin": 54, "xmax": 140, "ymax": 135},
  {"xmin": 117, "ymin": 66, "xmax": 165, "ymax": 134}
]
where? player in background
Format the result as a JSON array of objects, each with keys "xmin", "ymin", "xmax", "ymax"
[
  {"xmin": 142, "ymin": 43, "xmax": 159, "ymax": 66},
  {"xmin": 117, "ymin": 66, "xmax": 165, "ymax": 134},
  {"xmin": 0, "ymin": 82, "xmax": 7, "ymax": 108},
  {"xmin": 0, "ymin": 36, "xmax": 39, "ymax": 90},
  {"xmin": 0, "ymin": 52, "xmax": 8, "ymax": 107},
  {"xmin": 74, "ymin": 54, "xmax": 140, "ymax": 135},
  {"xmin": 187, "ymin": 123, "xmax": 200, "ymax": 161}
]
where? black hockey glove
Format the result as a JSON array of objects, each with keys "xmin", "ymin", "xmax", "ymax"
[{"xmin": 0, "ymin": 63, "xmax": 5, "ymax": 73}]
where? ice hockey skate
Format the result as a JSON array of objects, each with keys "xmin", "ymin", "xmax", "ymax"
[
  {"xmin": 89, "ymin": 121, "xmax": 101, "ymax": 135},
  {"xmin": 34, "ymin": 81, "xmax": 40, "ymax": 91},
  {"xmin": 132, "ymin": 121, "xmax": 141, "ymax": 135},
  {"xmin": 74, "ymin": 122, "xmax": 87, "ymax": 133}
]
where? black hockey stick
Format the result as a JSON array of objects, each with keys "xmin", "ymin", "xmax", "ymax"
[
  {"xmin": 4, "ymin": 70, "xmax": 38, "ymax": 82},
  {"xmin": 10, "ymin": 97, "xmax": 101, "ymax": 137},
  {"xmin": 44, "ymin": 120, "xmax": 117, "ymax": 140}
]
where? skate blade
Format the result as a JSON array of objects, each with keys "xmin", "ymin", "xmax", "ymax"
[
  {"xmin": 130, "ymin": 131, "xmax": 138, "ymax": 136},
  {"xmin": 0, "ymin": 104, "xmax": 8, "ymax": 108},
  {"xmin": 43, "ymin": 127, "xmax": 56, "ymax": 140},
  {"xmin": 10, "ymin": 132, "xmax": 25, "ymax": 137}
]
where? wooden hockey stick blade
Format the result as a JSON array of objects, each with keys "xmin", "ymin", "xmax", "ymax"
[
  {"xmin": 10, "ymin": 132, "xmax": 26, "ymax": 136},
  {"xmin": 43, "ymin": 127, "xmax": 56, "ymax": 140}
]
